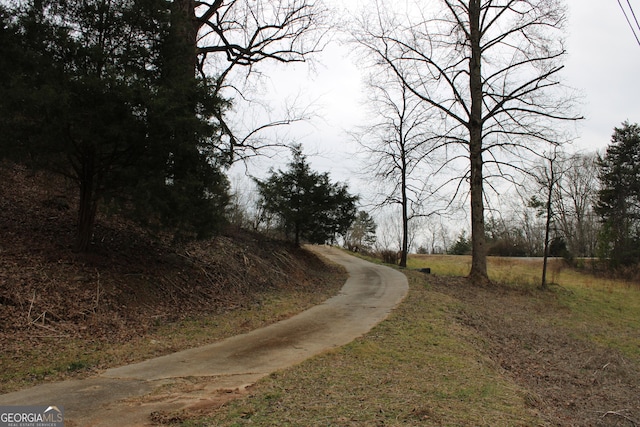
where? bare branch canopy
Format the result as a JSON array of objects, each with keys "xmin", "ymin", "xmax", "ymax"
[{"xmin": 351, "ymin": 0, "xmax": 582, "ymax": 283}]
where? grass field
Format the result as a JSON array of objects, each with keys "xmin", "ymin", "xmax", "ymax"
[
  {"xmin": 407, "ymin": 254, "xmax": 597, "ymax": 287},
  {"xmin": 409, "ymin": 254, "xmax": 640, "ymax": 361}
]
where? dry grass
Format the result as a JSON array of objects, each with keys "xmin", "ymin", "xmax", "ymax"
[
  {"xmin": 182, "ymin": 272, "xmax": 540, "ymax": 427},
  {"xmin": 409, "ymin": 254, "xmax": 567, "ymax": 286},
  {"xmin": 176, "ymin": 254, "xmax": 640, "ymax": 427},
  {"xmin": 409, "ymin": 254, "xmax": 640, "ymax": 361}
]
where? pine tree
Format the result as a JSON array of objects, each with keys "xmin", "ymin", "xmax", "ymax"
[
  {"xmin": 345, "ymin": 211, "xmax": 377, "ymax": 253},
  {"xmin": 596, "ymin": 122, "xmax": 640, "ymax": 266},
  {"xmin": 1, "ymin": 0, "xmax": 166, "ymax": 251},
  {"xmin": 255, "ymin": 146, "xmax": 358, "ymax": 246},
  {"xmin": 1, "ymin": 0, "xmax": 230, "ymax": 250}
]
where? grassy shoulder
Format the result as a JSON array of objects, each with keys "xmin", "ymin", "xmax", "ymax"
[
  {"xmin": 179, "ymin": 254, "xmax": 640, "ymax": 426},
  {"xmin": 183, "ymin": 271, "xmax": 541, "ymax": 427},
  {"xmin": 409, "ymin": 254, "xmax": 640, "ymax": 362},
  {"xmin": 0, "ymin": 252, "xmax": 347, "ymax": 394}
]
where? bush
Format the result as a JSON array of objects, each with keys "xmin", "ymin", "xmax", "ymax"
[
  {"xmin": 488, "ymin": 240, "xmax": 527, "ymax": 257},
  {"xmin": 379, "ymin": 250, "xmax": 399, "ymax": 265},
  {"xmin": 416, "ymin": 246, "xmax": 429, "ymax": 255}
]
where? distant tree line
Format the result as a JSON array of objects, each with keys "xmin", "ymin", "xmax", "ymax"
[
  {"xmin": 479, "ymin": 152, "xmax": 600, "ymax": 261},
  {"xmin": 419, "ymin": 122, "xmax": 640, "ymax": 274}
]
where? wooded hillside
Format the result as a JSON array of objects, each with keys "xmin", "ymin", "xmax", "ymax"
[{"xmin": 0, "ymin": 161, "xmax": 344, "ymax": 392}]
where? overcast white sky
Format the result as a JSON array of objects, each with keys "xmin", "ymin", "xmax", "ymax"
[
  {"xmin": 564, "ymin": 0, "xmax": 640, "ymax": 151},
  {"xmin": 235, "ymin": 0, "xmax": 640, "ymax": 207}
]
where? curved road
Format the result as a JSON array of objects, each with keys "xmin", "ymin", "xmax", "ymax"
[{"xmin": 0, "ymin": 246, "xmax": 408, "ymax": 426}]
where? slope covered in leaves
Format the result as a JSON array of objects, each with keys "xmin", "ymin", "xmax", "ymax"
[{"xmin": 0, "ymin": 161, "xmax": 343, "ymax": 391}]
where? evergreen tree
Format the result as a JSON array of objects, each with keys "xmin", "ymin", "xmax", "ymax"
[
  {"xmin": 129, "ymin": 0, "xmax": 230, "ymax": 239},
  {"xmin": 345, "ymin": 211, "xmax": 377, "ymax": 253},
  {"xmin": 1, "ymin": 0, "xmax": 166, "ymax": 251},
  {"xmin": 595, "ymin": 122, "xmax": 640, "ymax": 266},
  {"xmin": 1, "ymin": 0, "xmax": 230, "ymax": 250},
  {"xmin": 448, "ymin": 232, "xmax": 472, "ymax": 255},
  {"xmin": 255, "ymin": 146, "xmax": 358, "ymax": 246}
]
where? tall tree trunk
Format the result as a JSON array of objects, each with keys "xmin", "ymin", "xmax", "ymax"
[
  {"xmin": 541, "ymin": 188, "xmax": 553, "ymax": 290},
  {"xmin": 468, "ymin": 0, "xmax": 489, "ymax": 284},
  {"xmin": 294, "ymin": 222, "xmax": 301, "ymax": 247},
  {"xmin": 400, "ymin": 150, "xmax": 408, "ymax": 268},
  {"xmin": 161, "ymin": 0, "xmax": 207, "ymax": 225},
  {"xmin": 164, "ymin": 0, "xmax": 199, "ymax": 144},
  {"xmin": 167, "ymin": 0, "xmax": 198, "ymax": 79},
  {"xmin": 541, "ymin": 152, "xmax": 557, "ymax": 290},
  {"xmin": 75, "ymin": 151, "xmax": 98, "ymax": 252}
]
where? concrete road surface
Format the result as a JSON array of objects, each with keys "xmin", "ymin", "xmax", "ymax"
[{"xmin": 0, "ymin": 245, "xmax": 408, "ymax": 426}]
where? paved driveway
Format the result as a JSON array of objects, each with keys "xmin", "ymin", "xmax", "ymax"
[{"xmin": 0, "ymin": 246, "xmax": 408, "ymax": 426}]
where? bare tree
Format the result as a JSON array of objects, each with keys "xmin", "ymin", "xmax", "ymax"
[
  {"xmin": 168, "ymin": 0, "xmax": 329, "ymax": 161},
  {"xmin": 534, "ymin": 148, "xmax": 563, "ymax": 289},
  {"xmin": 352, "ymin": 0, "xmax": 581, "ymax": 284},
  {"xmin": 519, "ymin": 151, "xmax": 600, "ymax": 263},
  {"xmin": 554, "ymin": 153, "xmax": 600, "ymax": 258},
  {"xmin": 485, "ymin": 208, "xmax": 541, "ymax": 257},
  {"xmin": 353, "ymin": 72, "xmax": 437, "ymax": 267},
  {"xmin": 423, "ymin": 217, "xmax": 452, "ymax": 254},
  {"xmin": 514, "ymin": 194, "xmax": 545, "ymax": 257}
]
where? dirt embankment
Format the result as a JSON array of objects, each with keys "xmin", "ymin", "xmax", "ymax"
[{"xmin": 0, "ymin": 162, "xmax": 343, "ymax": 392}]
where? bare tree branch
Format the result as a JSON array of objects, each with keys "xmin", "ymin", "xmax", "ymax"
[
  {"xmin": 176, "ymin": 0, "xmax": 331, "ymax": 163},
  {"xmin": 351, "ymin": 0, "xmax": 581, "ymax": 283}
]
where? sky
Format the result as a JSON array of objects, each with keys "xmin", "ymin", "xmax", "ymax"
[
  {"xmin": 563, "ymin": 0, "xmax": 640, "ymax": 152},
  {"xmin": 229, "ymin": 0, "xmax": 640, "ymax": 240}
]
